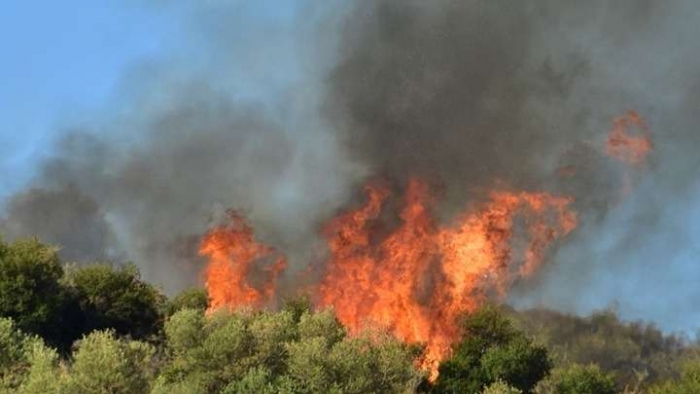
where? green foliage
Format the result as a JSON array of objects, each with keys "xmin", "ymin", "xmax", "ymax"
[
  {"xmin": 507, "ymin": 307, "xmax": 688, "ymax": 389},
  {"xmin": 166, "ymin": 288, "xmax": 208, "ymax": 316},
  {"xmin": 482, "ymin": 380, "xmax": 522, "ymax": 394},
  {"xmin": 15, "ymin": 340, "xmax": 62, "ymax": 394},
  {"xmin": 0, "ymin": 240, "xmax": 167, "ymax": 352},
  {"xmin": 3, "ymin": 238, "xmax": 700, "ymax": 394},
  {"xmin": 0, "ymin": 317, "xmax": 46, "ymax": 391},
  {"xmin": 0, "ymin": 317, "xmax": 64, "ymax": 394},
  {"xmin": 157, "ymin": 307, "xmax": 423, "ymax": 393},
  {"xmin": 434, "ymin": 306, "xmax": 551, "ymax": 394},
  {"xmin": 68, "ymin": 263, "xmax": 164, "ymax": 341},
  {"xmin": 481, "ymin": 336, "xmax": 550, "ymax": 392},
  {"xmin": 0, "ymin": 239, "xmax": 79, "ymax": 350},
  {"xmin": 535, "ymin": 364, "xmax": 617, "ymax": 394},
  {"xmin": 297, "ymin": 308, "xmax": 346, "ymax": 346},
  {"xmin": 649, "ymin": 359, "xmax": 700, "ymax": 394},
  {"xmin": 281, "ymin": 294, "xmax": 313, "ymax": 323},
  {"xmin": 221, "ymin": 366, "xmax": 290, "ymax": 394},
  {"xmin": 62, "ymin": 330, "xmax": 156, "ymax": 394}
]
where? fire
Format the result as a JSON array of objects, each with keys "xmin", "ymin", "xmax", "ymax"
[
  {"xmin": 318, "ymin": 178, "xmax": 577, "ymax": 376},
  {"xmin": 199, "ymin": 211, "xmax": 286, "ymax": 310},
  {"xmin": 606, "ymin": 110, "xmax": 652, "ymax": 165},
  {"xmin": 199, "ymin": 109, "xmax": 657, "ymax": 378},
  {"xmin": 199, "ymin": 180, "xmax": 576, "ymax": 378}
]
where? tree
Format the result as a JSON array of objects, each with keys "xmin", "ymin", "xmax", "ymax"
[
  {"xmin": 0, "ymin": 239, "xmax": 80, "ymax": 351},
  {"xmin": 434, "ymin": 306, "xmax": 551, "ymax": 393},
  {"xmin": 14, "ymin": 340, "xmax": 62, "ymax": 394},
  {"xmin": 535, "ymin": 364, "xmax": 617, "ymax": 394},
  {"xmin": 61, "ymin": 330, "xmax": 156, "ymax": 394},
  {"xmin": 155, "ymin": 307, "xmax": 423, "ymax": 393},
  {"xmin": 650, "ymin": 359, "xmax": 700, "ymax": 394},
  {"xmin": 0, "ymin": 317, "xmax": 61, "ymax": 393},
  {"xmin": 68, "ymin": 263, "xmax": 165, "ymax": 341},
  {"xmin": 483, "ymin": 380, "xmax": 522, "ymax": 394},
  {"xmin": 166, "ymin": 288, "xmax": 208, "ymax": 316},
  {"xmin": 506, "ymin": 307, "xmax": 688, "ymax": 388}
]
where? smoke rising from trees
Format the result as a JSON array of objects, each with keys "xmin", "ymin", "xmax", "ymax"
[{"xmin": 2, "ymin": 0, "xmax": 699, "ymax": 333}]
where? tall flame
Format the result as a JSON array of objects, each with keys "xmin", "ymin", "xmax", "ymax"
[
  {"xmin": 198, "ymin": 111, "xmax": 654, "ymax": 378},
  {"xmin": 199, "ymin": 212, "xmax": 286, "ymax": 310},
  {"xmin": 318, "ymin": 178, "xmax": 576, "ymax": 376},
  {"xmin": 199, "ymin": 180, "xmax": 576, "ymax": 378}
]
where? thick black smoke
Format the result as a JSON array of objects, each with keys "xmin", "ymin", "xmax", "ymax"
[
  {"xmin": 326, "ymin": 0, "xmax": 700, "ymax": 331},
  {"xmin": 326, "ymin": 1, "xmax": 658, "ymax": 208},
  {"xmin": 2, "ymin": 0, "xmax": 700, "ymax": 331}
]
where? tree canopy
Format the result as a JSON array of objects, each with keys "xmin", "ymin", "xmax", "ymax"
[{"xmin": 0, "ymin": 237, "xmax": 698, "ymax": 393}]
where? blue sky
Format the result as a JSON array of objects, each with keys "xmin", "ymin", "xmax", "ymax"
[
  {"xmin": 0, "ymin": 1, "xmax": 309, "ymax": 201},
  {"xmin": 0, "ymin": 2, "xmax": 181, "ymax": 199}
]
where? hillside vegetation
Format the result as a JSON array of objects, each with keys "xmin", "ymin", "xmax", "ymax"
[{"xmin": 0, "ymin": 237, "xmax": 696, "ymax": 393}]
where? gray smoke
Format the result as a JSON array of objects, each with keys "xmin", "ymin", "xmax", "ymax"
[
  {"xmin": 2, "ymin": 0, "xmax": 700, "ymax": 333},
  {"xmin": 325, "ymin": 0, "xmax": 700, "ymax": 333},
  {"xmin": 0, "ymin": 2, "xmax": 363, "ymax": 293},
  {"xmin": 0, "ymin": 185, "xmax": 117, "ymax": 263}
]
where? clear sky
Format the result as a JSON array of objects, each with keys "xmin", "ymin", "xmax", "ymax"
[{"xmin": 0, "ymin": 1, "xmax": 181, "ymax": 199}]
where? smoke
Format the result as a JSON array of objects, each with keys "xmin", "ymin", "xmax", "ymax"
[
  {"xmin": 325, "ymin": 0, "xmax": 700, "ymax": 333},
  {"xmin": 0, "ymin": 186, "xmax": 117, "ymax": 263},
  {"xmin": 2, "ymin": 0, "xmax": 700, "ymax": 332},
  {"xmin": 0, "ymin": 2, "xmax": 363, "ymax": 293}
]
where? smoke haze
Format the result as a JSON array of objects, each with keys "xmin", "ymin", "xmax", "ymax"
[{"xmin": 2, "ymin": 1, "xmax": 699, "ymax": 332}]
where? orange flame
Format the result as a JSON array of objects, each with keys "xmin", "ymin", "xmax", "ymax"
[
  {"xmin": 196, "ymin": 111, "xmax": 662, "ymax": 379},
  {"xmin": 606, "ymin": 110, "xmax": 652, "ymax": 165},
  {"xmin": 199, "ymin": 212, "xmax": 286, "ymax": 310},
  {"xmin": 318, "ymin": 178, "xmax": 577, "ymax": 377},
  {"xmin": 200, "ymin": 181, "xmax": 576, "ymax": 379}
]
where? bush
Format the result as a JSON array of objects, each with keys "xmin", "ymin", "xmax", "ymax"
[
  {"xmin": 62, "ymin": 330, "xmax": 156, "ymax": 394},
  {"xmin": 156, "ymin": 307, "xmax": 423, "ymax": 393},
  {"xmin": 434, "ymin": 306, "xmax": 551, "ymax": 394},
  {"xmin": 483, "ymin": 380, "xmax": 522, "ymax": 394},
  {"xmin": 649, "ymin": 359, "xmax": 700, "ymax": 394},
  {"xmin": 508, "ymin": 307, "xmax": 688, "ymax": 388},
  {"xmin": 536, "ymin": 364, "xmax": 617, "ymax": 394},
  {"xmin": 0, "ymin": 239, "xmax": 80, "ymax": 350},
  {"xmin": 68, "ymin": 263, "xmax": 165, "ymax": 341},
  {"xmin": 166, "ymin": 288, "xmax": 208, "ymax": 316}
]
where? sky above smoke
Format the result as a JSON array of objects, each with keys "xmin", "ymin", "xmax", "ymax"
[{"xmin": 1, "ymin": 1, "xmax": 699, "ymax": 333}]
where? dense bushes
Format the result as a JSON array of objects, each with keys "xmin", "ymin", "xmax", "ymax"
[
  {"xmin": 0, "ymin": 239, "xmax": 74, "ymax": 350},
  {"xmin": 67, "ymin": 263, "xmax": 164, "ymax": 341},
  {"xmin": 535, "ymin": 364, "xmax": 617, "ymax": 394},
  {"xmin": 1, "ymin": 237, "xmax": 699, "ymax": 393},
  {"xmin": 154, "ymin": 307, "xmax": 423, "ymax": 393},
  {"xmin": 0, "ymin": 239, "xmax": 164, "ymax": 351},
  {"xmin": 507, "ymin": 307, "xmax": 692, "ymax": 390},
  {"xmin": 434, "ymin": 306, "xmax": 551, "ymax": 393}
]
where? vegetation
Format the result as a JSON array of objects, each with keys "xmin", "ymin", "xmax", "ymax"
[
  {"xmin": 434, "ymin": 306, "xmax": 551, "ymax": 393},
  {"xmin": 0, "ymin": 237, "xmax": 698, "ymax": 393},
  {"xmin": 535, "ymin": 364, "xmax": 617, "ymax": 394},
  {"xmin": 649, "ymin": 360, "xmax": 700, "ymax": 394},
  {"xmin": 505, "ymin": 307, "xmax": 694, "ymax": 391}
]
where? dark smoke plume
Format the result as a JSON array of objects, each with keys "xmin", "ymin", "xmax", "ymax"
[
  {"xmin": 0, "ymin": 186, "xmax": 116, "ymax": 263},
  {"xmin": 2, "ymin": 0, "xmax": 700, "ymax": 332},
  {"xmin": 324, "ymin": 0, "xmax": 700, "ymax": 332}
]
